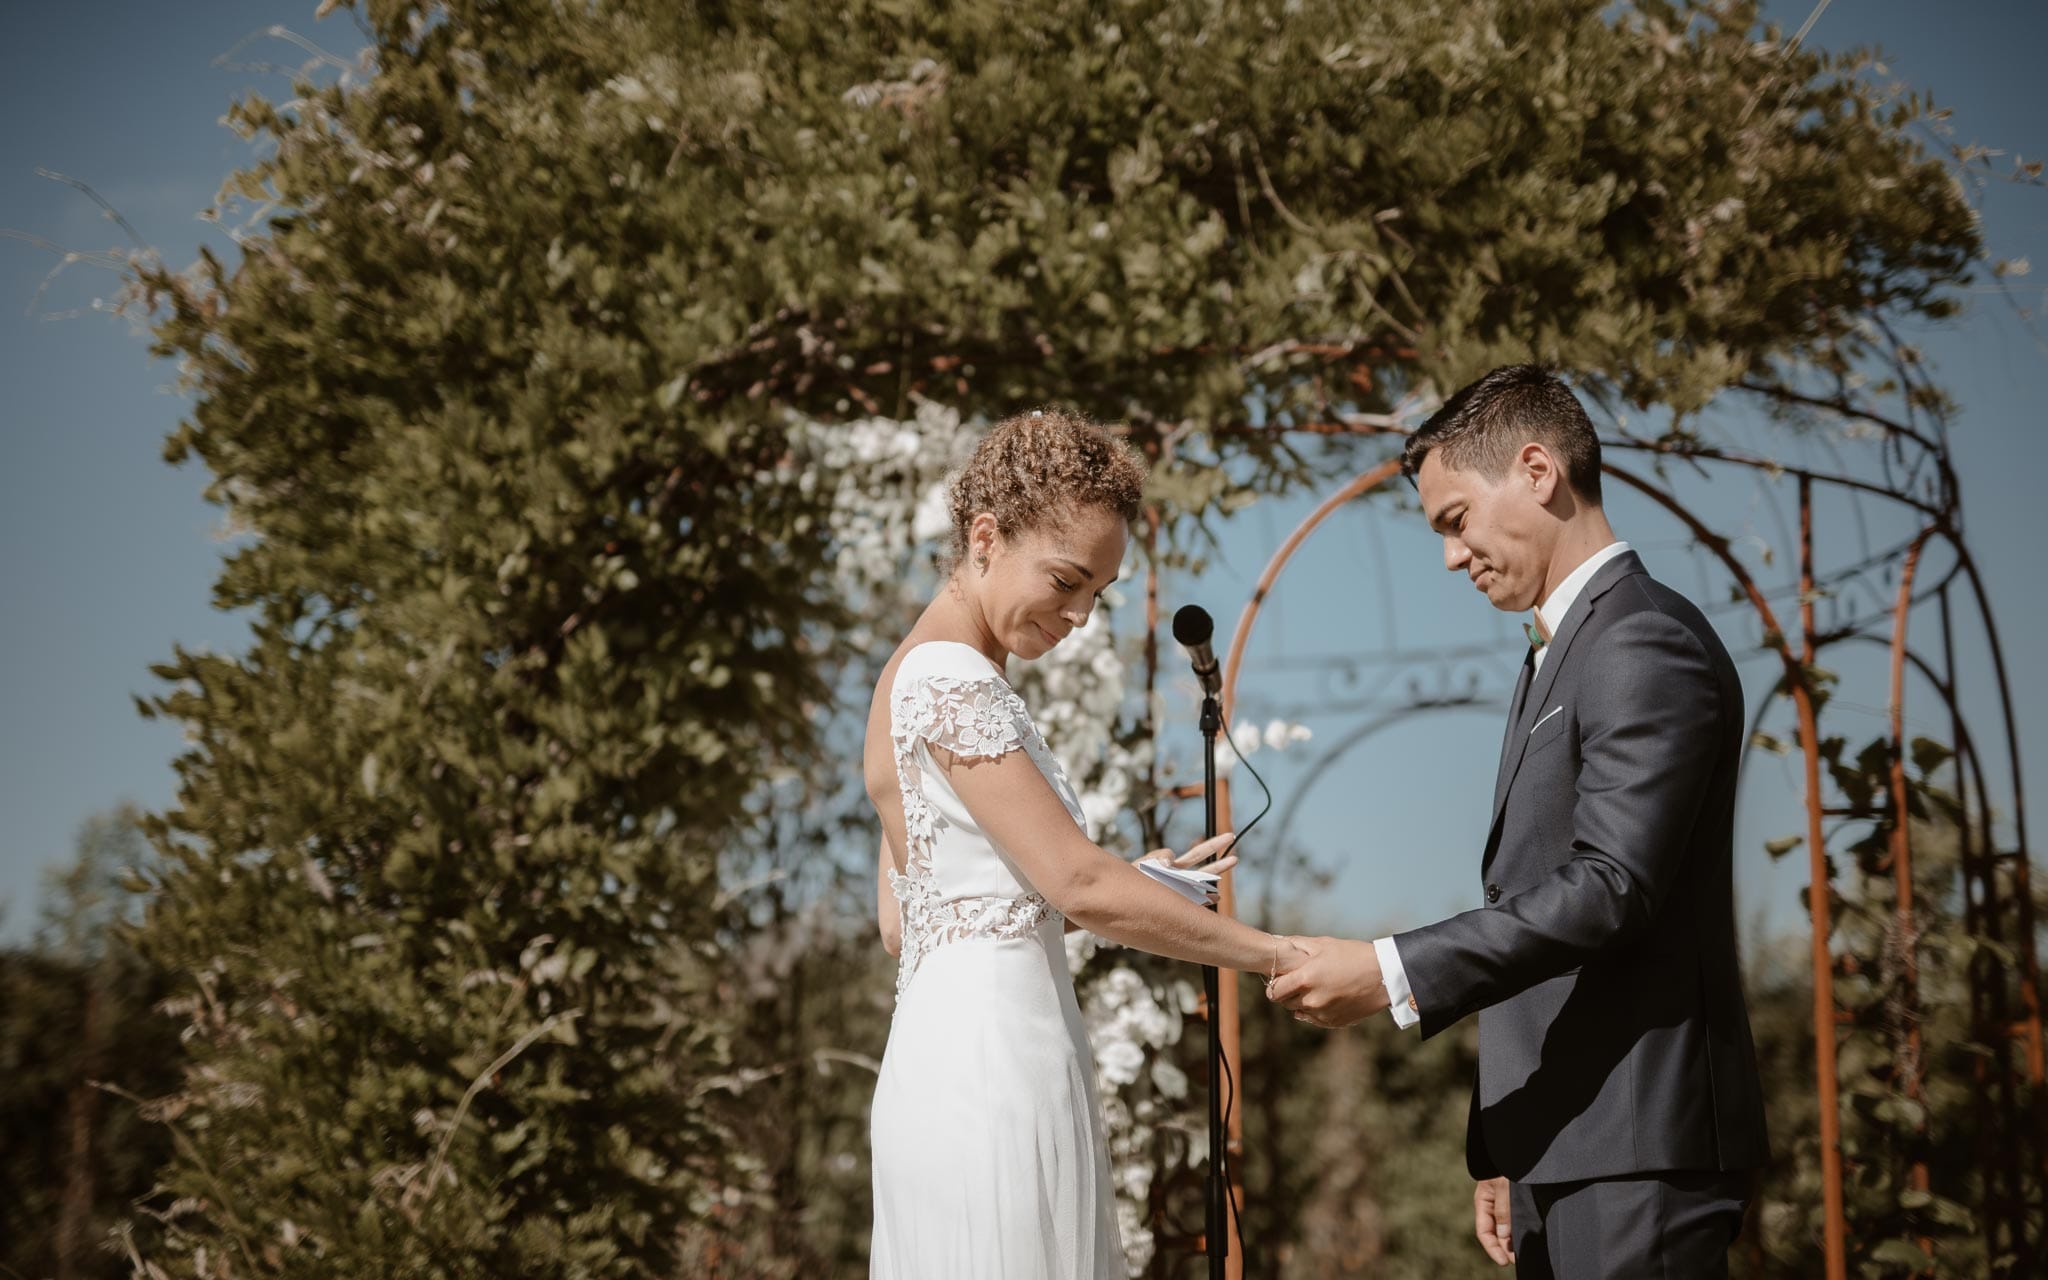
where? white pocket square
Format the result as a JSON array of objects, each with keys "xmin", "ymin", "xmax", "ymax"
[{"xmin": 1529, "ymin": 705, "xmax": 1564, "ymax": 735}]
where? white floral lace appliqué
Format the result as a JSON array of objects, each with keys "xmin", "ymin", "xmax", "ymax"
[{"xmin": 888, "ymin": 673, "xmax": 1065, "ymax": 998}]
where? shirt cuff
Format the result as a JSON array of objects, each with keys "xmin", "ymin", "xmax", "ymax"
[{"xmin": 1375, "ymin": 935, "xmax": 1419, "ymax": 1030}]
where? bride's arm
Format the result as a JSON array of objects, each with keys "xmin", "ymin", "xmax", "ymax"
[
  {"xmin": 939, "ymin": 747, "xmax": 1285, "ymax": 973},
  {"xmin": 876, "ymin": 836, "xmax": 903, "ymax": 958}
]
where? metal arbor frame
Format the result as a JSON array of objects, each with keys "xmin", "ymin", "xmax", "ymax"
[{"xmin": 1142, "ymin": 406, "xmax": 2045, "ymax": 1279}]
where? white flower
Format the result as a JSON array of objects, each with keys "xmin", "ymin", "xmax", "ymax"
[
  {"xmin": 1092, "ymin": 767, "xmax": 1131, "ymax": 805},
  {"xmin": 1098, "ymin": 1092, "xmax": 1132, "ymax": 1131},
  {"xmin": 1115, "ymin": 1158, "xmax": 1154, "ymax": 1201},
  {"xmin": 911, "ymin": 482, "xmax": 952, "ymax": 542},
  {"xmin": 913, "ymin": 400, "xmax": 963, "ymax": 436},
  {"xmin": 847, "ymin": 420, "xmax": 892, "ymax": 464},
  {"xmin": 1063, "ymin": 929, "xmax": 1099, "ymax": 973},
  {"xmin": 1262, "ymin": 718, "xmax": 1312, "ymax": 751},
  {"xmin": 1150, "ymin": 1057, "xmax": 1188, "ymax": 1100},
  {"xmin": 1097, "ymin": 1038, "xmax": 1144, "ymax": 1086},
  {"xmin": 1080, "ymin": 791, "xmax": 1120, "ymax": 840},
  {"xmin": 1131, "ymin": 998, "xmax": 1178, "ymax": 1047},
  {"xmin": 1101, "ymin": 966, "xmax": 1146, "ymax": 1009},
  {"xmin": 1117, "ymin": 1201, "xmax": 1155, "ymax": 1277}
]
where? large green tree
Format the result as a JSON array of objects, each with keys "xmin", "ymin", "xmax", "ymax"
[{"xmin": 125, "ymin": 0, "xmax": 1981, "ymax": 1273}]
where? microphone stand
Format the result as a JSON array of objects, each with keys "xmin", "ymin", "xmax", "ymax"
[{"xmin": 1198, "ymin": 687, "xmax": 1228, "ymax": 1280}]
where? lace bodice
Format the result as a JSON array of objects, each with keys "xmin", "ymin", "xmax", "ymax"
[{"xmin": 887, "ymin": 641, "xmax": 1086, "ymax": 998}]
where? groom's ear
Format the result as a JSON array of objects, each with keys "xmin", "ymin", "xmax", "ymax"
[{"xmin": 1518, "ymin": 441, "xmax": 1564, "ymax": 506}]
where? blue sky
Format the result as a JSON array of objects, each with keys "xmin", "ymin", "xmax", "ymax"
[{"xmin": 2, "ymin": 2, "xmax": 2043, "ymax": 950}]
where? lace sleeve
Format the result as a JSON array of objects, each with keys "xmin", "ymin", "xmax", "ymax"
[{"xmin": 892, "ymin": 675, "xmax": 1030, "ymax": 760}]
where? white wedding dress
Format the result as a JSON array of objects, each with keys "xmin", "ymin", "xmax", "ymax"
[{"xmin": 869, "ymin": 640, "xmax": 1125, "ymax": 1278}]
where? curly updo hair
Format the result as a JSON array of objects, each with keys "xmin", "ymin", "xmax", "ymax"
[{"xmin": 947, "ymin": 408, "xmax": 1148, "ymax": 568}]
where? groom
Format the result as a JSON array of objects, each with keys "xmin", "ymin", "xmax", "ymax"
[{"xmin": 1267, "ymin": 365, "xmax": 1768, "ymax": 1276}]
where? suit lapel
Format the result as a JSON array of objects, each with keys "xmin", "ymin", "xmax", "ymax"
[{"xmin": 1486, "ymin": 551, "xmax": 1647, "ymax": 833}]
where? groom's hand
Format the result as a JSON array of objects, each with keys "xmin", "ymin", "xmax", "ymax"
[
  {"xmin": 1473, "ymin": 1177, "xmax": 1514, "ymax": 1266},
  {"xmin": 1263, "ymin": 936, "xmax": 1389, "ymax": 1027}
]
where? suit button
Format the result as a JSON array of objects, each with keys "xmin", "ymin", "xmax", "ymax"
[{"xmin": 1485, "ymin": 883, "xmax": 1502, "ymax": 904}]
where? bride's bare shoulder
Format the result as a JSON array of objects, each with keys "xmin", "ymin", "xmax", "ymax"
[
  {"xmin": 870, "ymin": 636, "xmax": 923, "ymax": 718},
  {"xmin": 863, "ymin": 635, "xmax": 940, "ymax": 801},
  {"xmin": 866, "ymin": 634, "xmax": 935, "ymax": 743}
]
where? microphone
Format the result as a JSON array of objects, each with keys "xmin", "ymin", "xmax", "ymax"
[{"xmin": 1172, "ymin": 604, "xmax": 1222, "ymax": 697}]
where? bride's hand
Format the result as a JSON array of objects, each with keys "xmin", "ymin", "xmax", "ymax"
[
  {"xmin": 1139, "ymin": 833, "xmax": 1238, "ymax": 904},
  {"xmin": 1270, "ymin": 935, "xmax": 1313, "ymax": 980},
  {"xmin": 1254, "ymin": 935, "xmax": 1313, "ymax": 995},
  {"xmin": 1139, "ymin": 831, "xmax": 1238, "ymax": 879}
]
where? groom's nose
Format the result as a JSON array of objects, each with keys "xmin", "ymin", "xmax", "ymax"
[{"xmin": 1443, "ymin": 536, "xmax": 1472, "ymax": 573}]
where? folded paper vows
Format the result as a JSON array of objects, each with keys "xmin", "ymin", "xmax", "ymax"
[{"xmin": 1138, "ymin": 860, "xmax": 1222, "ymax": 904}]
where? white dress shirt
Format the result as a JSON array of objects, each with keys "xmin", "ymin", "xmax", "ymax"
[{"xmin": 1377, "ymin": 541, "xmax": 1631, "ymax": 1030}]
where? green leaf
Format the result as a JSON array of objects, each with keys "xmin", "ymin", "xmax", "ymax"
[
  {"xmin": 1868, "ymin": 1239, "xmax": 1935, "ymax": 1269},
  {"xmin": 1909, "ymin": 736, "xmax": 1953, "ymax": 778}
]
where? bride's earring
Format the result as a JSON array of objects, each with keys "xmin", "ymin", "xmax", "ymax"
[{"xmin": 977, "ymin": 553, "xmax": 989, "ymax": 575}]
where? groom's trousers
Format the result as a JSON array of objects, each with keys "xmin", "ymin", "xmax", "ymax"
[{"xmin": 1508, "ymin": 1168, "xmax": 1751, "ymax": 1278}]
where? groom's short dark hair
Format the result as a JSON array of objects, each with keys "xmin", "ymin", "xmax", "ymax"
[{"xmin": 1402, "ymin": 365, "xmax": 1603, "ymax": 504}]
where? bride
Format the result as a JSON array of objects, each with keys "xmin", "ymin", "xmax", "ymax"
[{"xmin": 863, "ymin": 408, "xmax": 1306, "ymax": 1278}]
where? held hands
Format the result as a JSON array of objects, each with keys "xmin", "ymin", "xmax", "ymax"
[
  {"xmin": 1265, "ymin": 934, "xmax": 1311, "ymax": 988},
  {"xmin": 1262, "ymin": 936, "xmax": 1391, "ymax": 1028}
]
